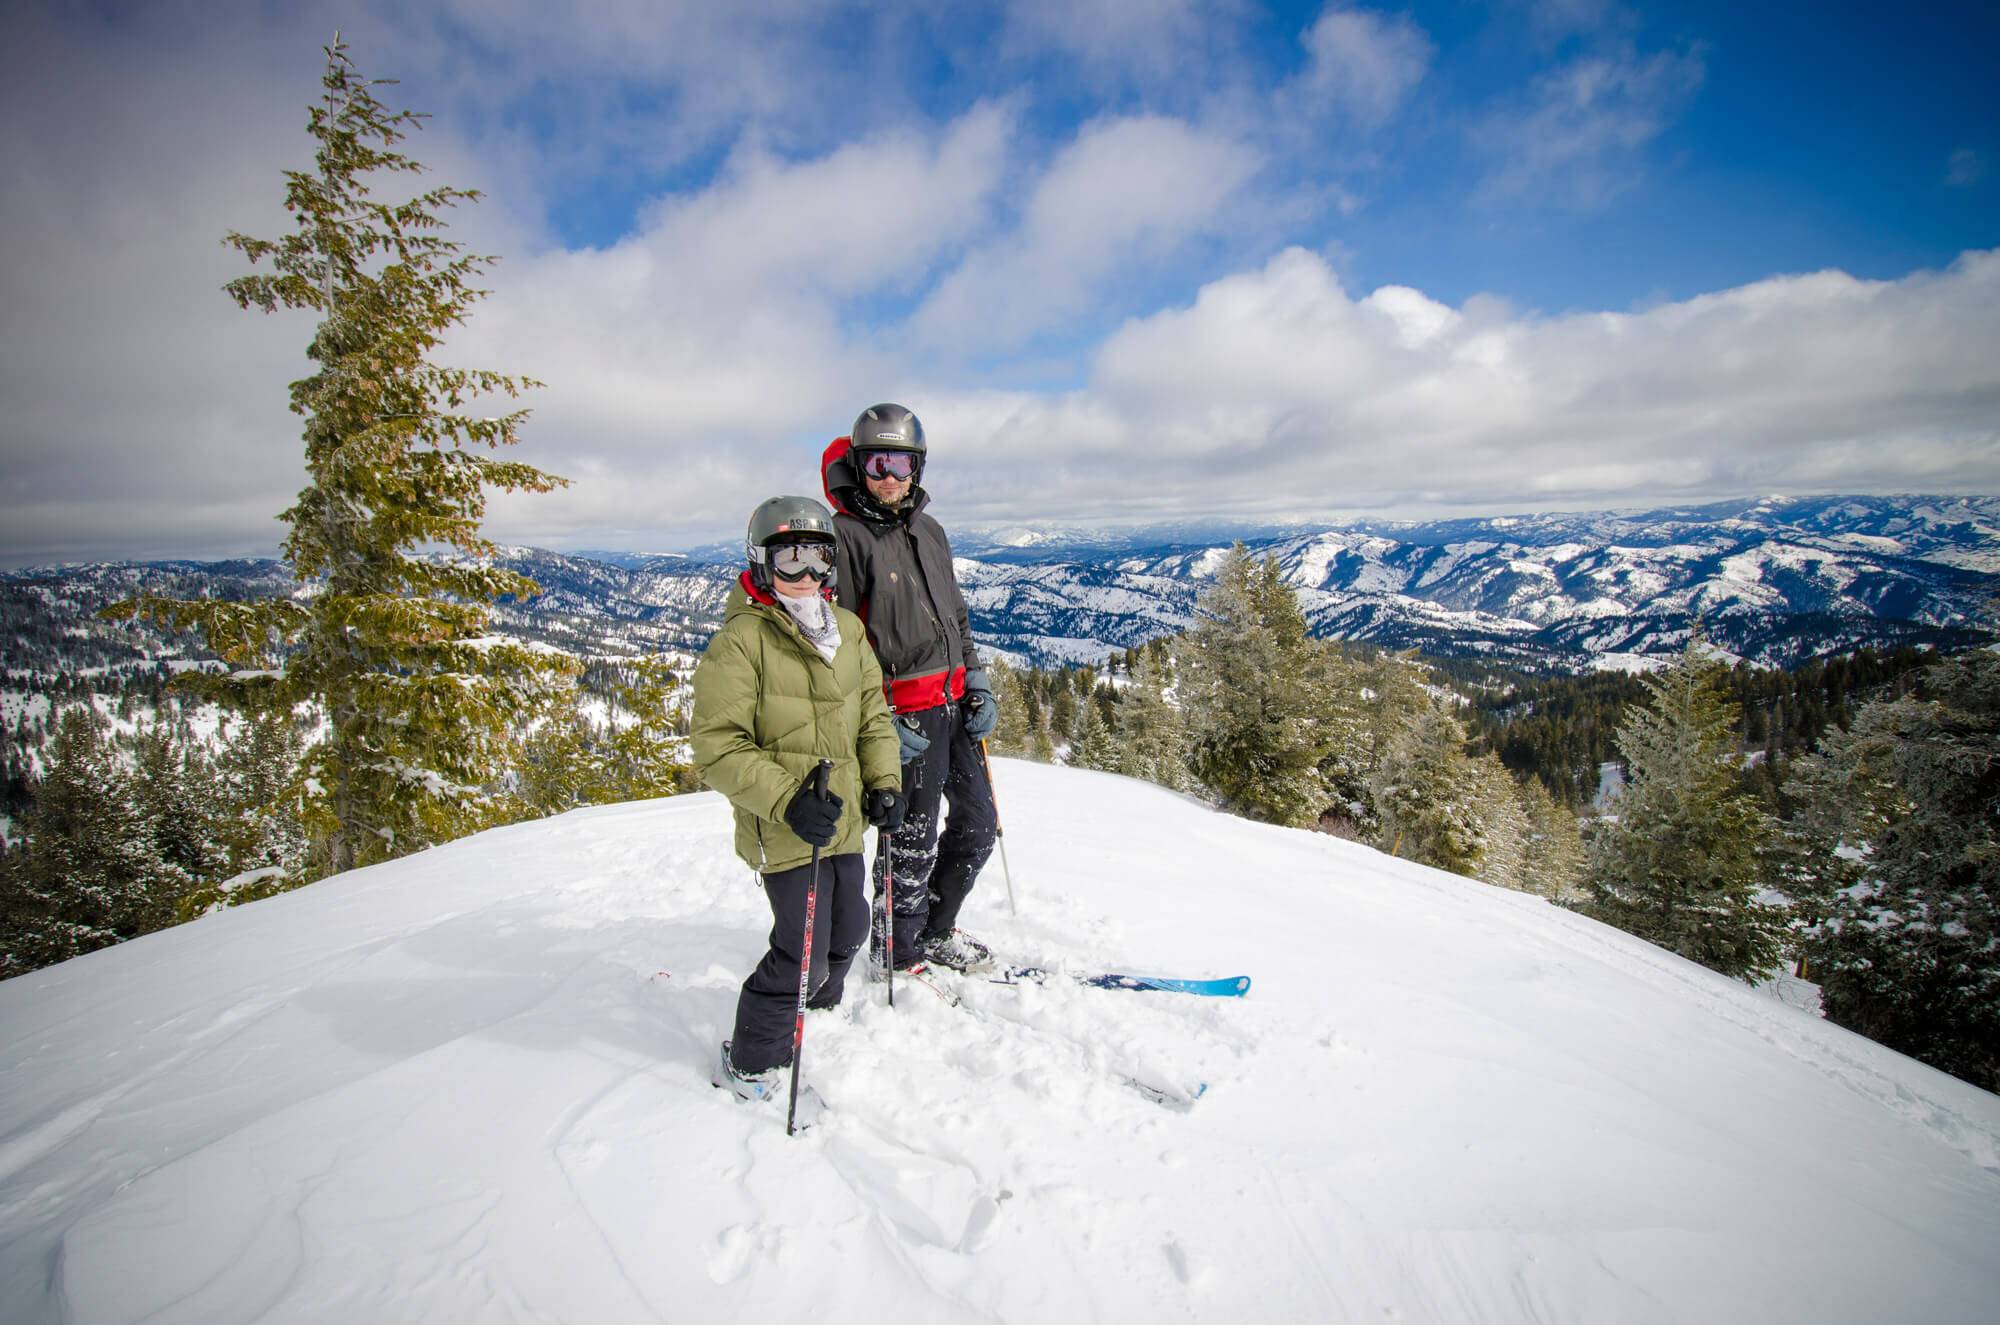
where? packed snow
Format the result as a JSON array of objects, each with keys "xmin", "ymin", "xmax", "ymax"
[{"xmin": 3, "ymin": 760, "xmax": 1998, "ymax": 1323}]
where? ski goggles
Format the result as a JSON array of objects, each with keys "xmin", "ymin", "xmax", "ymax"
[
  {"xmin": 858, "ymin": 450, "xmax": 919, "ymax": 481},
  {"xmin": 768, "ymin": 541, "xmax": 835, "ymax": 581}
]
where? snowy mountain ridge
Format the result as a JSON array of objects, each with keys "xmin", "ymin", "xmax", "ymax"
[
  {"xmin": 2, "ymin": 760, "xmax": 1996, "ymax": 1323},
  {"xmin": 5, "ymin": 494, "xmax": 1995, "ymax": 673},
  {"xmin": 958, "ymin": 494, "xmax": 2000, "ymax": 666}
]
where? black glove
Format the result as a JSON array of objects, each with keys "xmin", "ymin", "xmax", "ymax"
[
  {"xmin": 782, "ymin": 779, "xmax": 843, "ymax": 848},
  {"xmin": 962, "ymin": 669, "xmax": 998, "ymax": 740},
  {"xmin": 864, "ymin": 787, "xmax": 907, "ymax": 832}
]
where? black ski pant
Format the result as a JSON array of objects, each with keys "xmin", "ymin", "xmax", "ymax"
[
  {"xmin": 730, "ymin": 852, "xmax": 868, "ymax": 1073},
  {"xmin": 871, "ymin": 701, "xmax": 998, "ymax": 968}
]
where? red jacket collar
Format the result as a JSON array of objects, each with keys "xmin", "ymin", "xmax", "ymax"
[{"xmin": 821, "ymin": 436, "xmax": 857, "ymax": 516}]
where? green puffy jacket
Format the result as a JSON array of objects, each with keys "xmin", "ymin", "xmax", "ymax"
[{"xmin": 691, "ymin": 574, "xmax": 903, "ymax": 874}]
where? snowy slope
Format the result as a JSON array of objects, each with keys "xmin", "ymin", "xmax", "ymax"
[{"xmin": 3, "ymin": 762, "xmax": 1998, "ymax": 1324}]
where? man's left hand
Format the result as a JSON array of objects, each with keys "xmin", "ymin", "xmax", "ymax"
[{"xmin": 962, "ymin": 669, "xmax": 998, "ymax": 741}]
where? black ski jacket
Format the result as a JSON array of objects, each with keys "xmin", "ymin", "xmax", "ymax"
[{"xmin": 821, "ymin": 435, "xmax": 979, "ymax": 713}]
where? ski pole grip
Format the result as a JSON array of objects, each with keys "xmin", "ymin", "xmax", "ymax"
[{"xmin": 812, "ymin": 758, "xmax": 832, "ymax": 800}]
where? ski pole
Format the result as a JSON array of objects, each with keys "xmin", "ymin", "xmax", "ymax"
[
  {"xmin": 787, "ymin": 759, "xmax": 832, "ymax": 1137},
  {"xmin": 977, "ymin": 740, "xmax": 1019, "ymax": 917},
  {"xmin": 880, "ymin": 828, "xmax": 896, "ymax": 1009}
]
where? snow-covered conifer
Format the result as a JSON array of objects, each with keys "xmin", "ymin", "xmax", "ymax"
[
  {"xmin": 1113, "ymin": 650, "xmax": 1189, "ymax": 792},
  {"xmin": 1786, "ymin": 650, "xmax": 2000, "ymax": 1090},
  {"xmin": 0, "ymin": 708, "xmax": 177, "ymax": 971},
  {"xmin": 1516, "ymin": 774, "xmax": 1587, "ymax": 901},
  {"xmin": 1582, "ymin": 638, "xmax": 1784, "ymax": 980},
  {"xmin": 1470, "ymin": 754, "xmax": 1531, "ymax": 891},
  {"xmin": 1371, "ymin": 702, "xmax": 1488, "ymax": 876},
  {"xmin": 131, "ymin": 717, "xmax": 220, "ymax": 888},
  {"xmin": 109, "ymin": 41, "xmax": 573, "ymax": 879},
  {"xmin": 1178, "ymin": 546, "xmax": 1328, "ymax": 826},
  {"xmin": 1068, "ymin": 702, "xmax": 1118, "ymax": 772}
]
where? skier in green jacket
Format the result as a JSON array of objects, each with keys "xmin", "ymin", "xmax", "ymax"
[{"xmin": 691, "ymin": 496, "xmax": 906, "ymax": 1101}]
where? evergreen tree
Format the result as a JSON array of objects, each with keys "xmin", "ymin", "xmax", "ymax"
[
  {"xmin": 1470, "ymin": 753, "xmax": 1532, "ymax": 891},
  {"xmin": 1177, "ymin": 546, "xmax": 1328, "ymax": 826},
  {"xmin": 1028, "ymin": 703, "xmax": 1057, "ymax": 764},
  {"xmin": 518, "ymin": 658, "xmax": 693, "ymax": 813},
  {"xmin": 111, "ymin": 41, "xmax": 571, "ymax": 880},
  {"xmin": 131, "ymin": 716, "xmax": 220, "ymax": 887},
  {"xmin": 595, "ymin": 657, "xmax": 695, "ymax": 803},
  {"xmin": 1582, "ymin": 640, "xmax": 1784, "ymax": 980},
  {"xmin": 1786, "ymin": 651, "xmax": 2000, "ymax": 1090},
  {"xmin": 983, "ymin": 655, "xmax": 1034, "ymax": 757},
  {"xmin": 1048, "ymin": 687, "xmax": 1079, "ymax": 752},
  {"xmin": 1516, "ymin": 774, "xmax": 1588, "ymax": 902},
  {"xmin": 1371, "ymin": 702, "xmax": 1489, "ymax": 876},
  {"xmin": 0, "ymin": 708, "xmax": 174, "ymax": 971},
  {"xmin": 1113, "ymin": 649, "xmax": 1190, "ymax": 791},
  {"xmin": 1320, "ymin": 649, "xmax": 1429, "ymax": 834},
  {"xmin": 196, "ymin": 710, "xmax": 313, "ymax": 912},
  {"xmin": 1068, "ymin": 701, "xmax": 1119, "ymax": 772}
]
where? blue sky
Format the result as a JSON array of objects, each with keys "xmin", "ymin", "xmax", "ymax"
[{"xmin": 1, "ymin": 0, "xmax": 1995, "ymax": 563}]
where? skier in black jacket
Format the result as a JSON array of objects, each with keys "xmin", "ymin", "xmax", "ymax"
[{"xmin": 821, "ymin": 403, "xmax": 999, "ymax": 973}]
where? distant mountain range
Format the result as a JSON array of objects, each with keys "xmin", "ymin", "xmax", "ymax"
[
  {"xmin": 956, "ymin": 495, "xmax": 2000, "ymax": 668},
  {"xmin": 5, "ymin": 495, "xmax": 1995, "ymax": 677}
]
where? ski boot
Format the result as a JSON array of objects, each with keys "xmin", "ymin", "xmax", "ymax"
[
  {"xmin": 916, "ymin": 928, "xmax": 994, "ymax": 974},
  {"xmin": 712, "ymin": 1041, "xmax": 780, "ymax": 1102}
]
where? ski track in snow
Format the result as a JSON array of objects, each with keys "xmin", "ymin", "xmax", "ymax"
[{"xmin": 2, "ymin": 764, "xmax": 1998, "ymax": 1323}]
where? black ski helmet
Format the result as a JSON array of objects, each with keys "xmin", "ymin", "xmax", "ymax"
[
  {"xmin": 851, "ymin": 403, "xmax": 926, "ymax": 483},
  {"xmin": 745, "ymin": 495, "xmax": 838, "ymax": 592}
]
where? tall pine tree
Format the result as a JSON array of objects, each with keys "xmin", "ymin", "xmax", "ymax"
[
  {"xmin": 1583, "ymin": 639, "xmax": 1784, "ymax": 980},
  {"xmin": 1177, "ymin": 546, "xmax": 1329, "ymax": 826},
  {"xmin": 111, "ymin": 41, "xmax": 571, "ymax": 879},
  {"xmin": 1371, "ymin": 702, "xmax": 1490, "ymax": 875}
]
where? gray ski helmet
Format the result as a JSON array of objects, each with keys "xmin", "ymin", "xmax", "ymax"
[
  {"xmin": 745, "ymin": 495, "xmax": 838, "ymax": 591},
  {"xmin": 852, "ymin": 403, "xmax": 926, "ymax": 481}
]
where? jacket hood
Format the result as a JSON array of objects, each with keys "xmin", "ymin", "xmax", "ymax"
[{"xmin": 822, "ymin": 435, "xmax": 928, "ymax": 524}]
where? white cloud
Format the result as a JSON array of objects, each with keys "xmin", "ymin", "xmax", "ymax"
[
  {"xmin": 922, "ymin": 247, "xmax": 2000, "ymax": 525},
  {"xmin": 910, "ymin": 115, "xmax": 1262, "ymax": 352},
  {"xmin": 999, "ymin": 0, "xmax": 1251, "ymax": 93},
  {"xmin": 1475, "ymin": 44, "xmax": 1705, "ymax": 206},
  {"xmin": 3, "ymin": 1, "xmax": 1993, "ymax": 566},
  {"xmin": 439, "ymin": 106, "xmax": 1015, "ymax": 542},
  {"xmin": 1293, "ymin": 5, "xmax": 1435, "ymax": 128},
  {"xmin": 1946, "ymin": 148, "xmax": 1986, "ymax": 189}
]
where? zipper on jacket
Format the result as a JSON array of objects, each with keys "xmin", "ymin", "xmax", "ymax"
[{"xmin": 903, "ymin": 524, "xmax": 955, "ymax": 656}]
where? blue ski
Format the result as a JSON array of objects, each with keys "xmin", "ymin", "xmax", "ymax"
[{"xmin": 994, "ymin": 967, "xmax": 1251, "ymax": 997}]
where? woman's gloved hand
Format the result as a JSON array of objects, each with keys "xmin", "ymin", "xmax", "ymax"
[{"xmin": 782, "ymin": 779, "xmax": 843, "ymax": 848}]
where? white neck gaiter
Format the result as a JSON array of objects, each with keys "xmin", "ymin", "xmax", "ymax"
[{"xmin": 778, "ymin": 590, "xmax": 841, "ymax": 663}]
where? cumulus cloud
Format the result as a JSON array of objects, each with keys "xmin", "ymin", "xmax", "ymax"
[{"xmin": 927, "ymin": 247, "xmax": 2000, "ymax": 525}]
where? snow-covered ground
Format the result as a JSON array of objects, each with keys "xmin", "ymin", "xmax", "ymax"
[{"xmin": 2, "ymin": 761, "xmax": 1997, "ymax": 1323}]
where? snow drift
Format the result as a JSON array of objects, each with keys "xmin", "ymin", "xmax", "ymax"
[{"xmin": 2, "ymin": 760, "xmax": 1997, "ymax": 1323}]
